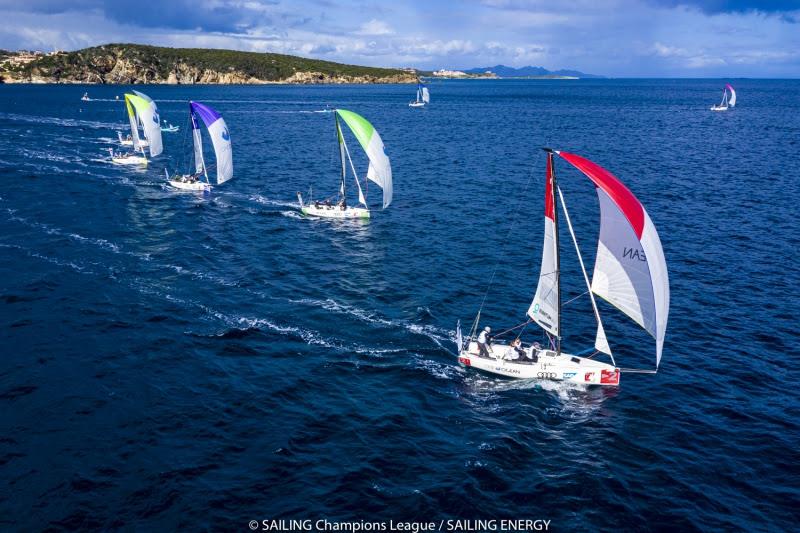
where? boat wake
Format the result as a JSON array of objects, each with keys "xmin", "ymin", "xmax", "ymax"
[
  {"xmin": 290, "ymin": 297, "xmax": 454, "ymax": 348},
  {"xmin": 248, "ymin": 194, "xmax": 298, "ymax": 208},
  {"xmin": 0, "ymin": 112, "xmax": 123, "ymax": 130}
]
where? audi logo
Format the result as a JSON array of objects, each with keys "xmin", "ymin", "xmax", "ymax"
[{"xmin": 537, "ymin": 372, "xmax": 558, "ymax": 379}]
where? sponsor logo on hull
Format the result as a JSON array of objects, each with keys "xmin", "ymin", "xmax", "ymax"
[
  {"xmin": 563, "ymin": 372, "xmax": 576, "ymax": 379},
  {"xmin": 458, "ymin": 356, "xmax": 471, "ymax": 366},
  {"xmin": 601, "ymin": 369, "xmax": 620, "ymax": 385},
  {"xmin": 536, "ymin": 372, "xmax": 558, "ymax": 380},
  {"xmin": 584, "ymin": 372, "xmax": 595, "ymax": 382}
]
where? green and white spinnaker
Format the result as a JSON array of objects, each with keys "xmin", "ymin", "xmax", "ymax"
[
  {"xmin": 335, "ymin": 109, "xmax": 393, "ymax": 209},
  {"xmin": 124, "ymin": 92, "xmax": 162, "ymax": 157}
]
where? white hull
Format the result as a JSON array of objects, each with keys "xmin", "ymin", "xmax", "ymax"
[
  {"xmin": 111, "ymin": 155, "xmax": 147, "ymax": 166},
  {"xmin": 119, "ymin": 138, "xmax": 149, "ymax": 147},
  {"xmin": 169, "ymin": 179, "xmax": 211, "ymax": 191},
  {"xmin": 408, "ymin": 102, "xmax": 425, "ymax": 108},
  {"xmin": 710, "ymin": 105, "xmax": 728, "ymax": 112},
  {"xmin": 300, "ymin": 204, "xmax": 370, "ymax": 219},
  {"xmin": 161, "ymin": 126, "xmax": 179, "ymax": 133},
  {"xmin": 458, "ymin": 341, "xmax": 620, "ymax": 386}
]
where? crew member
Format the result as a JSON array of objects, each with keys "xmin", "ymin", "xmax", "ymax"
[{"xmin": 477, "ymin": 326, "xmax": 492, "ymax": 358}]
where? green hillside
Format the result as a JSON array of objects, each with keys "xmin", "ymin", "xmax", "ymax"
[{"xmin": 12, "ymin": 43, "xmax": 416, "ymax": 84}]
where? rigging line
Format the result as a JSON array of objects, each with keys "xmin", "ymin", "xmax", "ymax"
[
  {"xmin": 562, "ymin": 290, "xmax": 589, "ymax": 306},
  {"xmin": 472, "ymin": 158, "xmax": 539, "ymax": 326},
  {"xmin": 493, "ymin": 319, "xmax": 533, "ymax": 338}
]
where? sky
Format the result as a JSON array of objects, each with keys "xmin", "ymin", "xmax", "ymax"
[{"xmin": 1, "ymin": 0, "xmax": 799, "ymax": 77}]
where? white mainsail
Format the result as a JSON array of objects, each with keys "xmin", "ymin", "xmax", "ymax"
[
  {"xmin": 191, "ymin": 113, "xmax": 205, "ymax": 176},
  {"xmin": 528, "ymin": 153, "xmax": 559, "ymax": 337},
  {"xmin": 421, "ymin": 86, "xmax": 430, "ymax": 104}
]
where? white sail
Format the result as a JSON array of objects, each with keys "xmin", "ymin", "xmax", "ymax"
[
  {"xmin": 190, "ymin": 102, "xmax": 232, "ymax": 185},
  {"xmin": 336, "ymin": 109, "xmax": 392, "ymax": 209},
  {"xmin": 528, "ymin": 154, "xmax": 559, "ymax": 337},
  {"xmin": 557, "ymin": 152, "xmax": 669, "ymax": 367},
  {"xmin": 126, "ymin": 92, "xmax": 162, "ymax": 157},
  {"xmin": 558, "ymin": 186, "xmax": 613, "ymax": 358},
  {"xmin": 727, "ymin": 84, "xmax": 736, "ymax": 107},
  {"xmin": 192, "ymin": 115, "xmax": 205, "ymax": 175},
  {"xmin": 422, "ymin": 86, "xmax": 430, "ymax": 104},
  {"xmin": 127, "ymin": 107, "xmax": 141, "ymax": 150}
]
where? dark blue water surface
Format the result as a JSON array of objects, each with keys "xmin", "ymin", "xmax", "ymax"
[{"xmin": 1, "ymin": 79, "xmax": 799, "ymax": 531}]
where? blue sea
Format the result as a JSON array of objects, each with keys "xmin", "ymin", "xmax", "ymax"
[{"xmin": 1, "ymin": 79, "xmax": 798, "ymax": 531}]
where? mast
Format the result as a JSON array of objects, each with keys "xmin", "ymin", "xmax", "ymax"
[
  {"xmin": 335, "ymin": 111, "xmax": 346, "ymax": 199},
  {"xmin": 544, "ymin": 148, "xmax": 562, "ymax": 354}
]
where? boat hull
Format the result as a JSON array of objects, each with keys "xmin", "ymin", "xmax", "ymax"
[
  {"xmin": 169, "ymin": 180, "xmax": 210, "ymax": 191},
  {"xmin": 111, "ymin": 155, "xmax": 147, "ymax": 166},
  {"xmin": 300, "ymin": 204, "xmax": 370, "ymax": 219},
  {"xmin": 710, "ymin": 105, "xmax": 728, "ymax": 112},
  {"xmin": 458, "ymin": 341, "xmax": 620, "ymax": 386},
  {"xmin": 408, "ymin": 102, "xmax": 425, "ymax": 108},
  {"xmin": 119, "ymin": 139, "xmax": 150, "ymax": 147}
]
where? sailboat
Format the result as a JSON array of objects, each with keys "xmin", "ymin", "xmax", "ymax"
[
  {"xmin": 408, "ymin": 82, "xmax": 430, "ymax": 108},
  {"xmin": 456, "ymin": 149, "xmax": 669, "ymax": 387},
  {"xmin": 81, "ymin": 92, "xmax": 90, "ymax": 102},
  {"xmin": 161, "ymin": 119, "xmax": 180, "ymax": 133},
  {"xmin": 118, "ymin": 90, "xmax": 160, "ymax": 147},
  {"xmin": 168, "ymin": 101, "xmax": 232, "ymax": 191},
  {"xmin": 297, "ymin": 109, "xmax": 392, "ymax": 219},
  {"xmin": 710, "ymin": 83, "xmax": 736, "ymax": 111},
  {"xmin": 111, "ymin": 91, "xmax": 163, "ymax": 166}
]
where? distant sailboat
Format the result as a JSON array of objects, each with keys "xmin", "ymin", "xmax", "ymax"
[
  {"xmin": 710, "ymin": 83, "xmax": 736, "ymax": 111},
  {"xmin": 168, "ymin": 101, "xmax": 232, "ymax": 191},
  {"xmin": 161, "ymin": 120, "xmax": 180, "ymax": 133},
  {"xmin": 81, "ymin": 92, "xmax": 90, "ymax": 102},
  {"xmin": 456, "ymin": 149, "xmax": 669, "ymax": 386},
  {"xmin": 297, "ymin": 109, "xmax": 392, "ymax": 219},
  {"xmin": 409, "ymin": 82, "xmax": 430, "ymax": 108},
  {"xmin": 111, "ymin": 92, "xmax": 163, "ymax": 166}
]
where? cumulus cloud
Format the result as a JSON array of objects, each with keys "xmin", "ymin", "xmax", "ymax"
[
  {"xmin": 0, "ymin": 0, "xmax": 798, "ymax": 76},
  {"xmin": 356, "ymin": 19, "xmax": 394, "ymax": 35}
]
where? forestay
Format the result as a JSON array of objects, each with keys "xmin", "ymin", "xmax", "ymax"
[
  {"xmin": 191, "ymin": 101, "xmax": 233, "ymax": 185},
  {"xmin": 336, "ymin": 109, "xmax": 393, "ymax": 208},
  {"xmin": 558, "ymin": 152, "xmax": 669, "ymax": 367},
  {"xmin": 124, "ymin": 93, "xmax": 162, "ymax": 157}
]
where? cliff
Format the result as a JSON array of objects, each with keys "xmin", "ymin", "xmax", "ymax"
[{"xmin": 0, "ymin": 44, "xmax": 418, "ymax": 85}]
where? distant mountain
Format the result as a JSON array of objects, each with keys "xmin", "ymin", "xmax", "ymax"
[{"xmin": 463, "ymin": 64, "xmax": 603, "ymax": 79}]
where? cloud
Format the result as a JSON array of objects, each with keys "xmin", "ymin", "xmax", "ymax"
[
  {"xmin": 0, "ymin": 0, "xmax": 798, "ymax": 76},
  {"xmin": 355, "ymin": 19, "xmax": 394, "ymax": 35}
]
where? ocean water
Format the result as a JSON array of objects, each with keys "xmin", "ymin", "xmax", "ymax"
[{"xmin": 1, "ymin": 79, "xmax": 798, "ymax": 531}]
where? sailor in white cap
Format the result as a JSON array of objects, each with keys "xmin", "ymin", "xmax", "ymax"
[{"xmin": 477, "ymin": 326, "xmax": 492, "ymax": 358}]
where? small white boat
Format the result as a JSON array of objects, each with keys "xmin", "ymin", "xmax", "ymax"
[
  {"xmin": 408, "ymin": 82, "xmax": 430, "ymax": 108},
  {"xmin": 109, "ymin": 148, "xmax": 148, "ymax": 166},
  {"xmin": 168, "ymin": 101, "xmax": 232, "ymax": 192},
  {"xmin": 457, "ymin": 149, "xmax": 670, "ymax": 387},
  {"xmin": 710, "ymin": 83, "xmax": 736, "ymax": 111},
  {"xmin": 298, "ymin": 109, "xmax": 392, "ymax": 219},
  {"xmin": 81, "ymin": 92, "xmax": 90, "ymax": 102},
  {"xmin": 161, "ymin": 120, "xmax": 180, "ymax": 133}
]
